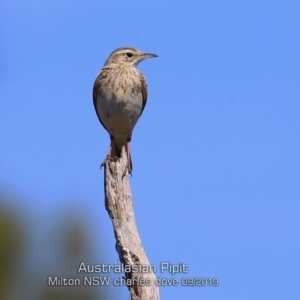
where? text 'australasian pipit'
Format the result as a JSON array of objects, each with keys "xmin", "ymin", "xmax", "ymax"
[{"xmin": 93, "ymin": 47, "xmax": 158, "ymax": 175}]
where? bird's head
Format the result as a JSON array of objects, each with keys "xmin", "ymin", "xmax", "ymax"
[{"xmin": 104, "ymin": 47, "xmax": 158, "ymax": 68}]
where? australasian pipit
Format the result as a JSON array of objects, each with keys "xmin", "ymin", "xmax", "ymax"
[{"xmin": 93, "ymin": 47, "xmax": 158, "ymax": 175}]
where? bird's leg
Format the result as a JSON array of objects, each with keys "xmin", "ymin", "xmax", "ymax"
[
  {"xmin": 123, "ymin": 140, "xmax": 132, "ymax": 177},
  {"xmin": 101, "ymin": 141, "xmax": 117, "ymax": 173}
]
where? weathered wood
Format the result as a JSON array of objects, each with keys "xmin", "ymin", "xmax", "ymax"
[{"xmin": 104, "ymin": 147, "xmax": 160, "ymax": 300}]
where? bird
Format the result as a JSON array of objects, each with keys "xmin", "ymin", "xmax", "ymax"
[{"xmin": 93, "ymin": 47, "xmax": 158, "ymax": 175}]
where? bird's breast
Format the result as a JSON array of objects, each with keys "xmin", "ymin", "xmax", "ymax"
[{"xmin": 96, "ymin": 68, "xmax": 144, "ymax": 142}]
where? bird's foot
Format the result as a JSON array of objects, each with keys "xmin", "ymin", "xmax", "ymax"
[
  {"xmin": 100, "ymin": 155, "xmax": 113, "ymax": 168},
  {"xmin": 101, "ymin": 154, "xmax": 132, "ymax": 177},
  {"xmin": 100, "ymin": 155, "xmax": 117, "ymax": 174}
]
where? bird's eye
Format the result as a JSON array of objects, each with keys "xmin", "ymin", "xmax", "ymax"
[{"xmin": 126, "ymin": 52, "xmax": 133, "ymax": 58}]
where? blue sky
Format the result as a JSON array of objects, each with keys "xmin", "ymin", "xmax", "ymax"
[{"xmin": 1, "ymin": 1, "xmax": 300, "ymax": 299}]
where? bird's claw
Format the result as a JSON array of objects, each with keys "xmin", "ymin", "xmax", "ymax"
[
  {"xmin": 100, "ymin": 155, "xmax": 117, "ymax": 174},
  {"xmin": 101, "ymin": 155, "xmax": 132, "ymax": 178}
]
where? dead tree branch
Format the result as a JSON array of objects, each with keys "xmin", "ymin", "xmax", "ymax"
[{"xmin": 103, "ymin": 147, "xmax": 160, "ymax": 300}]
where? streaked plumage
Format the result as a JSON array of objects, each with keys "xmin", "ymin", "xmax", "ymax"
[{"xmin": 93, "ymin": 47, "xmax": 157, "ymax": 174}]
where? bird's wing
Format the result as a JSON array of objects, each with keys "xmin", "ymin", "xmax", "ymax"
[
  {"xmin": 93, "ymin": 72, "xmax": 108, "ymax": 132},
  {"xmin": 140, "ymin": 74, "xmax": 148, "ymax": 116}
]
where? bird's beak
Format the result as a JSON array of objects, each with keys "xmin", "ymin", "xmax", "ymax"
[{"xmin": 140, "ymin": 53, "xmax": 158, "ymax": 60}]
